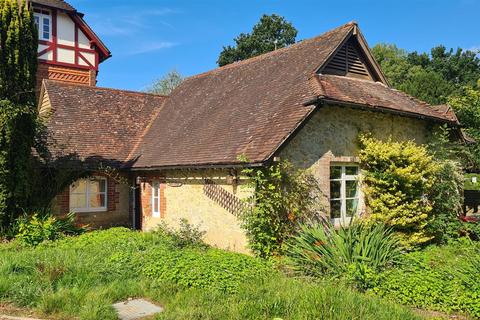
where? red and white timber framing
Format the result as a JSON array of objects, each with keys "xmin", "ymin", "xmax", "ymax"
[{"xmin": 35, "ymin": 6, "xmax": 110, "ymax": 72}]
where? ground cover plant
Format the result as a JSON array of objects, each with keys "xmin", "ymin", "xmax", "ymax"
[
  {"xmin": 370, "ymin": 240, "xmax": 480, "ymax": 319},
  {"xmin": 0, "ymin": 228, "xmax": 422, "ymax": 320}
]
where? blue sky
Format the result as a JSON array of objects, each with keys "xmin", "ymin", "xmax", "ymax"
[{"xmin": 70, "ymin": 0, "xmax": 479, "ymax": 91}]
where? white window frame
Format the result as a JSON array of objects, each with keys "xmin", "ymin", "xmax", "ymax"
[
  {"xmin": 152, "ymin": 181, "xmax": 160, "ymax": 218},
  {"xmin": 330, "ymin": 164, "xmax": 360, "ymax": 226},
  {"xmin": 69, "ymin": 177, "xmax": 108, "ymax": 213},
  {"xmin": 34, "ymin": 9, "xmax": 51, "ymax": 41}
]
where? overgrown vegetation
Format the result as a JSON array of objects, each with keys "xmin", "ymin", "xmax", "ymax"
[
  {"xmin": 12, "ymin": 212, "xmax": 87, "ymax": 246},
  {"xmin": 241, "ymin": 160, "xmax": 322, "ymax": 258},
  {"xmin": 287, "ymin": 222, "xmax": 401, "ymax": 290},
  {"xmin": 0, "ymin": 0, "xmax": 38, "ymax": 228},
  {"xmin": 359, "ymin": 135, "xmax": 439, "ymax": 248},
  {"xmin": 373, "ymin": 241, "xmax": 480, "ymax": 318},
  {"xmin": 0, "ymin": 228, "xmax": 420, "ymax": 320}
]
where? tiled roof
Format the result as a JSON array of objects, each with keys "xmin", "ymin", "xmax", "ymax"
[
  {"xmin": 131, "ymin": 22, "xmax": 457, "ymax": 169},
  {"xmin": 42, "ymin": 22, "xmax": 460, "ymax": 170},
  {"xmin": 313, "ymin": 75, "xmax": 458, "ymax": 122},
  {"xmin": 30, "ymin": 0, "xmax": 76, "ymax": 11},
  {"xmin": 42, "ymin": 81, "xmax": 167, "ymax": 168},
  {"xmin": 131, "ymin": 23, "xmax": 355, "ymax": 168}
]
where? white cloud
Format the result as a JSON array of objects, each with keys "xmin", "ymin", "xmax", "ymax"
[
  {"xmin": 88, "ymin": 7, "xmax": 177, "ymax": 37},
  {"xmin": 125, "ymin": 41, "xmax": 177, "ymax": 56}
]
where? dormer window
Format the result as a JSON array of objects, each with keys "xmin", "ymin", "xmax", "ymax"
[{"xmin": 34, "ymin": 9, "xmax": 51, "ymax": 41}]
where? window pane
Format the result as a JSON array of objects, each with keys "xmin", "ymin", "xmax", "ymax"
[
  {"xmin": 330, "ymin": 200, "xmax": 341, "ymax": 219},
  {"xmin": 89, "ymin": 179, "xmax": 106, "ymax": 193},
  {"xmin": 153, "ymin": 198, "xmax": 159, "ymax": 213},
  {"xmin": 71, "ymin": 193, "xmax": 87, "ymax": 209},
  {"xmin": 345, "ymin": 166, "xmax": 358, "ymax": 176},
  {"xmin": 89, "ymin": 193, "xmax": 106, "ymax": 208},
  {"xmin": 153, "ymin": 183, "xmax": 159, "ymax": 197},
  {"xmin": 346, "ymin": 180, "xmax": 358, "ymax": 198},
  {"xmin": 330, "ymin": 166, "xmax": 341, "ymax": 179},
  {"xmin": 330, "ymin": 180, "xmax": 341, "ymax": 199},
  {"xmin": 346, "ymin": 199, "xmax": 359, "ymax": 217},
  {"xmin": 71, "ymin": 180, "xmax": 87, "ymax": 194},
  {"xmin": 34, "ymin": 16, "xmax": 39, "ymax": 27}
]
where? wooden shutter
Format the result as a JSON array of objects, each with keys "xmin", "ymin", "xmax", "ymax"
[{"xmin": 323, "ymin": 38, "xmax": 373, "ymax": 80}]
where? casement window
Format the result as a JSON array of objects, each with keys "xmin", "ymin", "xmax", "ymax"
[
  {"xmin": 152, "ymin": 182, "xmax": 160, "ymax": 218},
  {"xmin": 33, "ymin": 9, "xmax": 51, "ymax": 41},
  {"xmin": 70, "ymin": 177, "xmax": 107, "ymax": 212},
  {"xmin": 330, "ymin": 164, "xmax": 360, "ymax": 225}
]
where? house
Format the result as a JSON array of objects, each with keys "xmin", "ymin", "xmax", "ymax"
[{"xmin": 33, "ymin": 0, "xmax": 461, "ymax": 253}]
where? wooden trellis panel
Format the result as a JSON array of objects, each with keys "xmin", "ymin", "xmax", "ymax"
[{"xmin": 203, "ymin": 179, "xmax": 245, "ymax": 216}]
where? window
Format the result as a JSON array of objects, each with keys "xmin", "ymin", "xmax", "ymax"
[
  {"xmin": 152, "ymin": 182, "xmax": 160, "ymax": 218},
  {"xmin": 70, "ymin": 177, "xmax": 107, "ymax": 212},
  {"xmin": 33, "ymin": 9, "xmax": 51, "ymax": 41},
  {"xmin": 330, "ymin": 164, "xmax": 360, "ymax": 225}
]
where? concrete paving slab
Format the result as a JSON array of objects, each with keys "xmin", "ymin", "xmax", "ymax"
[{"xmin": 113, "ymin": 299, "xmax": 163, "ymax": 320}]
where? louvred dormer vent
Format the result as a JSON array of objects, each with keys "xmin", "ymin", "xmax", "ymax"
[{"xmin": 323, "ymin": 38, "xmax": 373, "ymax": 80}]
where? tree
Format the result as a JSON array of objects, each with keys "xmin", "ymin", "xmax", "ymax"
[
  {"xmin": 0, "ymin": 0, "xmax": 38, "ymax": 228},
  {"xmin": 217, "ymin": 14, "xmax": 297, "ymax": 67},
  {"xmin": 372, "ymin": 44, "xmax": 480, "ymax": 105},
  {"xmin": 147, "ymin": 69, "xmax": 183, "ymax": 95}
]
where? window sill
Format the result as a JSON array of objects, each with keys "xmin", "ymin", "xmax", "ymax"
[{"xmin": 71, "ymin": 208, "xmax": 108, "ymax": 214}]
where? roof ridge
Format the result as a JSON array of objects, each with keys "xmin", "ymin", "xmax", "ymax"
[
  {"xmin": 45, "ymin": 80, "xmax": 169, "ymax": 98},
  {"xmin": 184, "ymin": 22, "xmax": 356, "ymax": 83}
]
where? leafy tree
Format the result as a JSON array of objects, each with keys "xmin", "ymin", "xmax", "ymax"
[
  {"xmin": 448, "ymin": 86, "xmax": 480, "ymax": 170},
  {"xmin": 147, "ymin": 69, "xmax": 183, "ymax": 95},
  {"xmin": 217, "ymin": 14, "xmax": 297, "ymax": 67},
  {"xmin": 372, "ymin": 43, "xmax": 480, "ymax": 105},
  {"xmin": 0, "ymin": 0, "xmax": 38, "ymax": 228}
]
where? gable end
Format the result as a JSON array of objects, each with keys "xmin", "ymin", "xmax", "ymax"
[{"xmin": 318, "ymin": 25, "xmax": 389, "ymax": 85}]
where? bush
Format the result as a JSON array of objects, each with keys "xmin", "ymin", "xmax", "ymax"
[
  {"xmin": 287, "ymin": 222, "xmax": 401, "ymax": 290},
  {"xmin": 359, "ymin": 135, "xmax": 439, "ymax": 248},
  {"xmin": 241, "ymin": 160, "xmax": 323, "ymax": 258},
  {"xmin": 373, "ymin": 241, "xmax": 480, "ymax": 318},
  {"xmin": 154, "ymin": 218, "xmax": 207, "ymax": 249},
  {"xmin": 14, "ymin": 212, "xmax": 87, "ymax": 246}
]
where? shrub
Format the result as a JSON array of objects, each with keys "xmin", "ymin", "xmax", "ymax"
[
  {"xmin": 359, "ymin": 135, "xmax": 439, "ymax": 248},
  {"xmin": 14, "ymin": 212, "xmax": 87, "ymax": 246},
  {"xmin": 287, "ymin": 222, "xmax": 401, "ymax": 290},
  {"xmin": 154, "ymin": 218, "xmax": 207, "ymax": 249},
  {"xmin": 373, "ymin": 241, "xmax": 480, "ymax": 318},
  {"xmin": 241, "ymin": 160, "xmax": 323, "ymax": 258}
]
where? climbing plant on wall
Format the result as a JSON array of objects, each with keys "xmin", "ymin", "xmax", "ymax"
[{"xmin": 240, "ymin": 159, "xmax": 322, "ymax": 258}]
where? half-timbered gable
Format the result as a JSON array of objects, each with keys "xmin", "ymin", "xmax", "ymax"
[{"xmin": 30, "ymin": 0, "xmax": 110, "ymax": 88}]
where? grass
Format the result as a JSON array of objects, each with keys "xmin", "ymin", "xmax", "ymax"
[{"xmin": 0, "ymin": 228, "xmax": 421, "ymax": 320}]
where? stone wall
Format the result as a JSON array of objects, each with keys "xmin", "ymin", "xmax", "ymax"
[
  {"xmin": 139, "ymin": 170, "xmax": 251, "ymax": 254},
  {"xmin": 279, "ymin": 104, "xmax": 435, "ymax": 217}
]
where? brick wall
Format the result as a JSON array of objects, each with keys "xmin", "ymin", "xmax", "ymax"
[
  {"xmin": 36, "ymin": 63, "xmax": 96, "ymax": 91},
  {"xmin": 51, "ymin": 172, "xmax": 131, "ymax": 228}
]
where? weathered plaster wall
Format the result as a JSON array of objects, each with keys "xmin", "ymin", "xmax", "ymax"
[
  {"xmin": 140, "ymin": 170, "xmax": 251, "ymax": 254},
  {"xmin": 279, "ymin": 104, "xmax": 435, "ymax": 216}
]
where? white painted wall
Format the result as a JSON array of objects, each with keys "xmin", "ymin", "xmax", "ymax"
[
  {"xmin": 57, "ymin": 12, "xmax": 75, "ymax": 46},
  {"xmin": 57, "ymin": 48, "xmax": 75, "ymax": 64}
]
